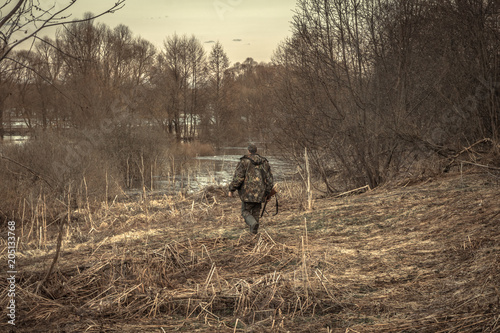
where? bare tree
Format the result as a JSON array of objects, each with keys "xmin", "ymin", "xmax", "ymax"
[
  {"xmin": 56, "ymin": 16, "xmax": 110, "ymax": 127},
  {"xmin": 29, "ymin": 36, "xmax": 65, "ymax": 130},
  {"xmin": 0, "ymin": 0, "xmax": 125, "ymax": 62},
  {"xmin": 233, "ymin": 61, "xmax": 276, "ymax": 145},
  {"xmin": 0, "ymin": 0, "xmax": 125, "ymax": 139},
  {"xmin": 186, "ymin": 35, "xmax": 207, "ymax": 140},
  {"xmin": 156, "ymin": 34, "xmax": 206, "ymax": 141},
  {"xmin": 0, "ymin": 57, "xmax": 15, "ymax": 139},
  {"xmin": 206, "ymin": 41, "xmax": 230, "ymax": 146},
  {"xmin": 9, "ymin": 50, "xmax": 40, "ymax": 131},
  {"xmin": 273, "ymin": 0, "xmax": 499, "ymax": 191},
  {"xmin": 273, "ymin": 0, "xmax": 389, "ymax": 190}
]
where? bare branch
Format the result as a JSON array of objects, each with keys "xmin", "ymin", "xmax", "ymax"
[
  {"xmin": 0, "ymin": 152, "xmax": 55, "ymax": 189},
  {"xmin": 0, "ymin": 0, "xmax": 24, "ymax": 31},
  {"xmin": 0, "ymin": 0, "xmax": 125, "ymax": 62}
]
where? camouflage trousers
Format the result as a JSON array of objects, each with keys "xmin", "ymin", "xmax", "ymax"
[{"xmin": 241, "ymin": 202, "xmax": 262, "ymax": 234}]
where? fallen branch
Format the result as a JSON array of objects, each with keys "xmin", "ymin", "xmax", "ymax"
[
  {"xmin": 457, "ymin": 160, "xmax": 500, "ymax": 171},
  {"xmin": 335, "ymin": 185, "xmax": 371, "ymax": 198},
  {"xmin": 0, "ymin": 153, "xmax": 55, "ymax": 189},
  {"xmin": 36, "ymin": 214, "xmax": 66, "ymax": 294},
  {"xmin": 452, "ymin": 138, "xmax": 494, "ymax": 159},
  {"xmin": 444, "ymin": 138, "xmax": 500, "ymax": 172}
]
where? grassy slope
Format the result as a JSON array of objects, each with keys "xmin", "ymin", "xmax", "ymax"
[{"xmin": 1, "ymin": 171, "xmax": 499, "ymax": 332}]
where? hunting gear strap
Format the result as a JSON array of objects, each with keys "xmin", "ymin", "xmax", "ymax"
[
  {"xmin": 261, "ymin": 185, "xmax": 278, "ymax": 218},
  {"xmin": 260, "ymin": 195, "xmax": 278, "ymax": 218}
]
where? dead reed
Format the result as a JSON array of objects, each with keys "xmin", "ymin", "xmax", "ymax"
[{"xmin": 1, "ymin": 171, "xmax": 499, "ymax": 332}]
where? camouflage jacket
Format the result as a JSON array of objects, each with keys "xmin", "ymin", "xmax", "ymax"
[{"xmin": 228, "ymin": 154, "xmax": 274, "ymax": 203}]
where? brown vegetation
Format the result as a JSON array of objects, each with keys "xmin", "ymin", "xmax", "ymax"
[
  {"xmin": 273, "ymin": 0, "xmax": 500, "ymax": 190},
  {"xmin": 1, "ymin": 170, "xmax": 498, "ymax": 332},
  {"xmin": 0, "ymin": 1, "xmax": 499, "ymax": 331},
  {"xmin": 0, "ymin": 132, "xmax": 214, "ymax": 231}
]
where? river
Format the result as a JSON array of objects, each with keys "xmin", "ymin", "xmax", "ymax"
[
  {"xmin": 1, "ymin": 134, "xmax": 295, "ymax": 196},
  {"xmin": 146, "ymin": 147, "xmax": 296, "ymax": 196}
]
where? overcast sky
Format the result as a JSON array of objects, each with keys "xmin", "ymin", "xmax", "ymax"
[{"xmin": 66, "ymin": 0, "xmax": 297, "ymax": 64}]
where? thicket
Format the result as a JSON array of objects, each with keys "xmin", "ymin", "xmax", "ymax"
[
  {"xmin": 0, "ymin": 17, "xmax": 248, "ymax": 224},
  {"xmin": 1, "ymin": 0, "xmax": 499, "ymax": 224},
  {"xmin": 0, "ymin": 127, "xmax": 153, "ymax": 220},
  {"xmin": 272, "ymin": 0, "xmax": 500, "ymax": 191}
]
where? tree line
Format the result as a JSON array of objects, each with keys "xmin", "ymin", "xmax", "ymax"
[
  {"xmin": 0, "ymin": 8, "xmax": 277, "ymax": 221},
  {"xmin": 273, "ymin": 0, "xmax": 499, "ymax": 190},
  {"xmin": 0, "ymin": 14, "xmax": 272, "ymax": 146},
  {"xmin": 0, "ymin": 0, "xmax": 499, "ymax": 223}
]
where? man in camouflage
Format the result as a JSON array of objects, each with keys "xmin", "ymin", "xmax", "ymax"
[{"xmin": 228, "ymin": 144, "xmax": 274, "ymax": 234}]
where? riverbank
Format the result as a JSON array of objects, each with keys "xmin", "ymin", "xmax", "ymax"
[{"xmin": 1, "ymin": 171, "xmax": 499, "ymax": 332}]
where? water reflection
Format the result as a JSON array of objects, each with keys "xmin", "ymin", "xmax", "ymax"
[
  {"xmin": 3, "ymin": 135, "xmax": 28, "ymax": 144},
  {"xmin": 146, "ymin": 148, "xmax": 294, "ymax": 196}
]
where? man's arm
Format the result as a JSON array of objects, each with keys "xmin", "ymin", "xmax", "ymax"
[{"xmin": 228, "ymin": 160, "xmax": 247, "ymax": 193}]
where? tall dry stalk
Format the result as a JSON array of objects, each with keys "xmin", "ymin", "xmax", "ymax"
[
  {"xmin": 105, "ymin": 169, "xmax": 109, "ymax": 210},
  {"xmin": 170, "ymin": 155, "xmax": 176, "ymax": 192},
  {"xmin": 139, "ymin": 153, "xmax": 150, "ymax": 223},
  {"xmin": 83, "ymin": 176, "xmax": 94, "ymax": 230},
  {"xmin": 126, "ymin": 156, "xmax": 131, "ymax": 188},
  {"xmin": 151, "ymin": 157, "xmax": 156, "ymax": 192},
  {"xmin": 42, "ymin": 195, "xmax": 47, "ymax": 248},
  {"xmin": 305, "ymin": 147, "xmax": 313, "ymax": 210},
  {"xmin": 67, "ymin": 184, "xmax": 71, "ymax": 240},
  {"xmin": 36, "ymin": 193, "xmax": 41, "ymax": 248},
  {"xmin": 38, "ymin": 214, "xmax": 65, "ymax": 293},
  {"xmin": 302, "ymin": 217, "xmax": 310, "ymax": 301},
  {"xmin": 27, "ymin": 197, "xmax": 34, "ymax": 242}
]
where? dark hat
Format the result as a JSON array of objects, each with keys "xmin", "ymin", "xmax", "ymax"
[{"xmin": 247, "ymin": 143, "xmax": 257, "ymax": 154}]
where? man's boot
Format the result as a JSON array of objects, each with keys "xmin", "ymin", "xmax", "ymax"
[
  {"xmin": 252, "ymin": 222, "xmax": 259, "ymax": 234},
  {"xmin": 243, "ymin": 214, "xmax": 259, "ymax": 234},
  {"xmin": 242, "ymin": 202, "xmax": 261, "ymax": 234}
]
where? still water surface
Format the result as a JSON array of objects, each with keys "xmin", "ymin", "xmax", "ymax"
[{"xmin": 149, "ymin": 147, "xmax": 295, "ymax": 195}]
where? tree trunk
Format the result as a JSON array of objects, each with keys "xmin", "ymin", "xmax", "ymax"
[
  {"xmin": 0, "ymin": 107, "xmax": 4, "ymax": 141},
  {"xmin": 0, "ymin": 94, "xmax": 7, "ymax": 141}
]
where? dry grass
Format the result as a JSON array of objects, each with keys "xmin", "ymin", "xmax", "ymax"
[{"xmin": 1, "ymin": 171, "xmax": 499, "ymax": 332}]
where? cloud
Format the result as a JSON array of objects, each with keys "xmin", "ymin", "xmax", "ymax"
[
  {"xmin": 232, "ymin": 39, "xmax": 242, "ymax": 42},
  {"xmin": 204, "ymin": 40, "xmax": 216, "ymax": 44}
]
